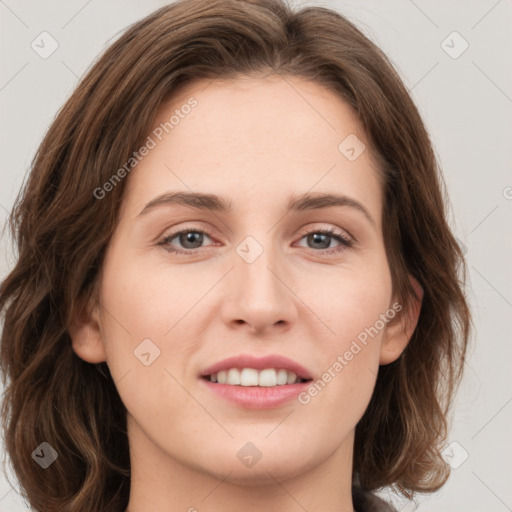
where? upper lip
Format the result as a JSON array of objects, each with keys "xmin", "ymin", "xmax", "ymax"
[{"xmin": 200, "ymin": 354, "xmax": 313, "ymax": 380}]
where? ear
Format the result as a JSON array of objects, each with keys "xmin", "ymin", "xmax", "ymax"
[
  {"xmin": 379, "ymin": 275, "xmax": 423, "ymax": 365},
  {"xmin": 68, "ymin": 297, "xmax": 107, "ymax": 364}
]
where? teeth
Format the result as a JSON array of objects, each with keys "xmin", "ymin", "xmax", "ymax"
[
  {"xmin": 208, "ymin": 368, "xmax": 303, "ymax": 386},
  {"xmin": 227, "ymin": 368, "xmax": 241, "ymax": 385},
  {"xmin": 258, "ymin": 369, "xmax": 276, "ymax": 387},
  {"xmin": 276, "ymin": 369, "xmax": 288, "ymax": 385},
  {"xmin": 240, "ymin": 368, "xmax": 259, "ymax": 386}
]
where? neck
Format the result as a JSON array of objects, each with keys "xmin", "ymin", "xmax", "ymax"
[{"xmin": 124, "ymin": 416, "xmax": 356, "ymax": 512}]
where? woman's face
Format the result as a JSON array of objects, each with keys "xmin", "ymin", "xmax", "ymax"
[{"xmin": 73, "ymin": 75, "xmax": 413, "ymax": 484}]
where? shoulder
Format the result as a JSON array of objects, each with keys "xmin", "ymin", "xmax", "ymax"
[{"xmin": 352, "ymin": 486, "xmax": 397, "ymax": 512}]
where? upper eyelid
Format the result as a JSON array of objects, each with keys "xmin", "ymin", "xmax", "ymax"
[
  {"xmin": 159, "ymin": 222, "xmax": 217, "ymax": 242},
  {"xmin": 160, "ymin": 224, "xmax": 354, "ymax": 248},
  {"xmin": 297, "ymin": 224, "xmax": 353, "ymax": 241},
  {"xmin": 160, "ymin": 222, "xmax": 352, "ymax": 238}
]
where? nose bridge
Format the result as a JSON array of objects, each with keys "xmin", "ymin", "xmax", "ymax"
[
  {"xmin": 223, "ymin": 232, "xmax": 296, "ymax": 331},
  {"xmin": 236, "ymin": 233, "xmax": 284, "ymax": 300}
]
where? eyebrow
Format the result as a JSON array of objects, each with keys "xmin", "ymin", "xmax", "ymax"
[{"xmin": 137, "ymin": 191, "xmax": 375, "ymax": 227}]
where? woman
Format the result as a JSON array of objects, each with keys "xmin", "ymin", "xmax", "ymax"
[{"xmin": 0, "ymin": 0, "xmax": 471, "ymax": 510}]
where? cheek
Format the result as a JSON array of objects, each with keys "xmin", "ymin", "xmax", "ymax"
[
  {"xmin": 99, "ymin": 247, "xmax": 208, "ymax": 342},
  {"xmin": 296, "ymin": 262, "xmax": 391, "ymax": 411},
  {"xmin": 96, "ymin": 248, "xmax": 206, "ymax": 391},
  {"xmin": 301, "ymin": 257, "xmax": 392, "ymax": 347},
  {"xmin": 97, "ymin": 255, "xmax": 209, "ymax": 435}
]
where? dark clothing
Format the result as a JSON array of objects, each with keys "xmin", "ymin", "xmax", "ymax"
[{"xmin": 353, "ymin": 487, "xmax": 397, "ymax": 512}]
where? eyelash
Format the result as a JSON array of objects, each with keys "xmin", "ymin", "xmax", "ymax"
[{"xmin": 156, "ymin": 226, "xmax": 354, "ymax": 256}]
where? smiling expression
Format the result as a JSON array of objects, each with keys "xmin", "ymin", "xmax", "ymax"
[{"xmin": 72, "ymin": 74, "xmax": 413, "ymax": 484}]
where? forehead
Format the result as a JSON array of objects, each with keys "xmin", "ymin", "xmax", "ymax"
[{"xmin": 123, "ymin": 75, "xmax": 383, "ymax": 220}]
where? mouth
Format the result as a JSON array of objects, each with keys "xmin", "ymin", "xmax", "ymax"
[
  {"xmin": 201, "ymin": 368, "xmax": 310, "ymax": 386},
  {"xmin": 199, "ymin": 354, "xmax": 313, "ymax": 409}
]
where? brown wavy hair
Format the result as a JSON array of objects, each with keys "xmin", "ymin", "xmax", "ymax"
[{"xmin": 0, "ymin": 0, "xmax": 471, "ymax": 510}]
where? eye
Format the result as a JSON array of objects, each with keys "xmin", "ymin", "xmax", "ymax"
[
  {"xmin": 295, "ymin": 228, "xmax": 354, "ymax": 254},
  {"xmin": 157, "ymin": 226, "xmax": 354, "ymax": 256},
  {"xmin": 158, "ymin": 228, "xmax": 214, "ymax": 254}
]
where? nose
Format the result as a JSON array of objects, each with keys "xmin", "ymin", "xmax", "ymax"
[{"xmin": 220, "ymin": 241, "xmax": 298, "ymax": 335}]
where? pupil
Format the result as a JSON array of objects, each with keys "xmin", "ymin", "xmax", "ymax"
[
  {"xmin": 181, "ymin": 232, "xmax": 203, "ymax": 248},
  {"xmin": 310, "ymin": 233, "xmax": 330, "ymax": 249},
  {"xmin": 177, "ymin": 232, "xmax": 332, "ymax": 250}
]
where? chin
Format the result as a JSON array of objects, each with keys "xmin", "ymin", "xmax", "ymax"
[
  {"xmin": 216, "ymin": 458, "xmax": 312, "ymax": 486},
  {"xmin": 194, "ymin": 441, "xmax": 322, "ymax": 486}
]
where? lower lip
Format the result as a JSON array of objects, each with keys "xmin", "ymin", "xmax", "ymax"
[{"xmin": 201, "ymin": 379, "xmax": 311, "ymax": 409}]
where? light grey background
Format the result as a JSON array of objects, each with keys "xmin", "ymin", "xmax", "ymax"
[{"xmin": 1, "ymin": 1, "xmax": 511, "ymax": 511}]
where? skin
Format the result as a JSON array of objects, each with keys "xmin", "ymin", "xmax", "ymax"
[{"xmin": 70, "ymin": 74, "xmax": 422, "ymax": 512}]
